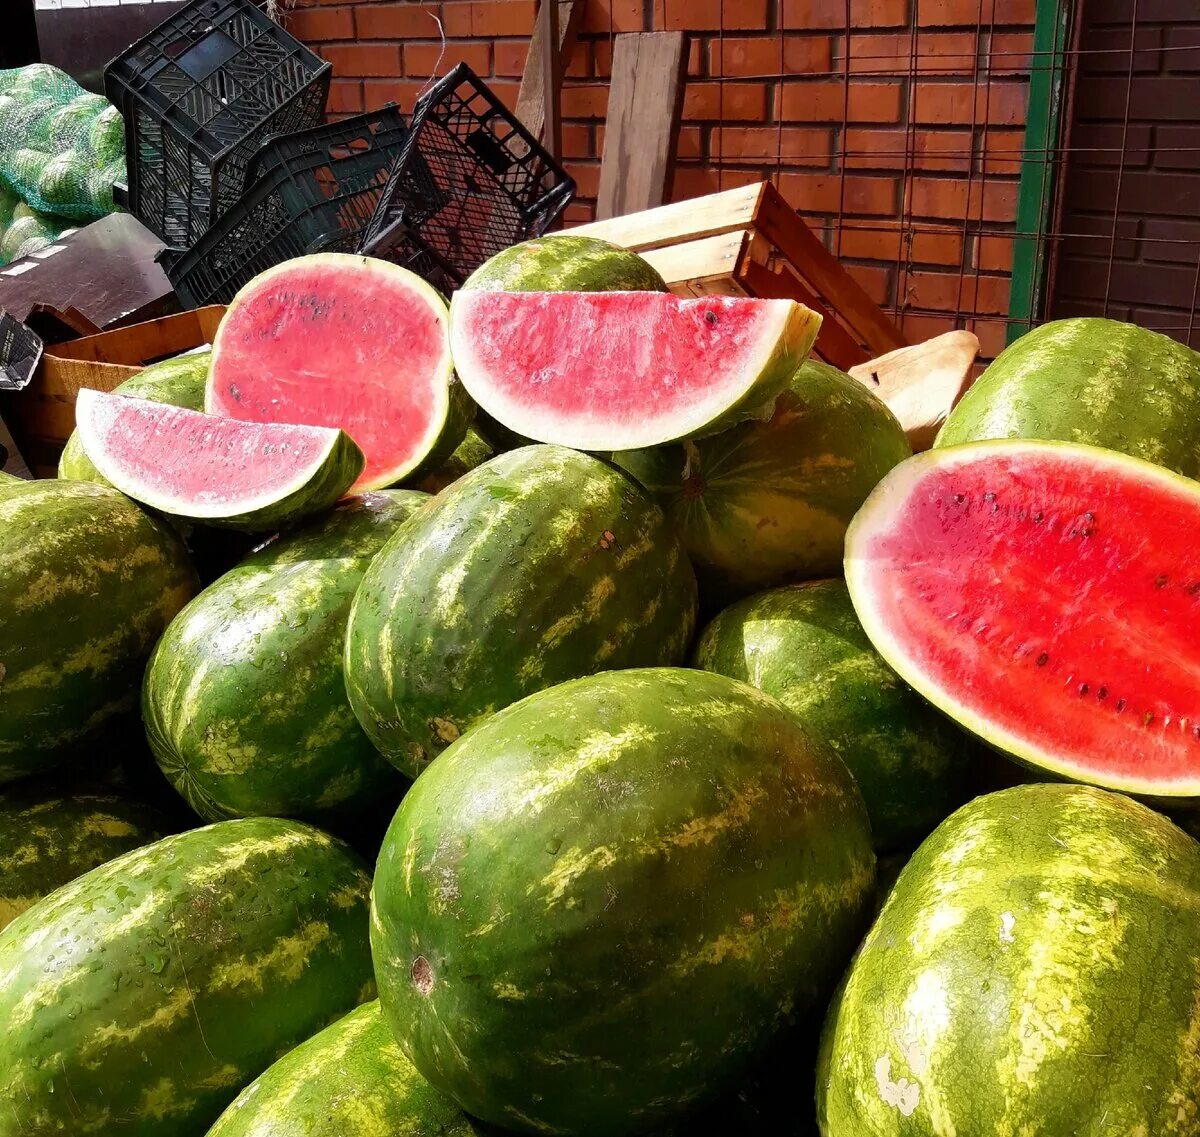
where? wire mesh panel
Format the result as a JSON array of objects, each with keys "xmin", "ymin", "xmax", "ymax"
[
  {"xmin": 163, "ymin": 106, "xmax": 410, "ymax": 308},
  {"xmin": 360, "ymin": 63, "xmax": 575, "ymax": 290},
  {"xmin": 105, "ymin": 0, "xmax": 331, "ymax": 248}
]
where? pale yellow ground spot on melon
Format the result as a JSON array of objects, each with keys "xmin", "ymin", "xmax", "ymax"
[
  {"xmin": 209, "ymin": 920, "xmax": 333, "ymax": 992},
  {"xmin": 138, "ymin": 1076, "xmax": 203, "ymax": 1120}
]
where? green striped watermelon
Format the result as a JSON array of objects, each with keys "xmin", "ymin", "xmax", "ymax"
[
  {"xmin": 0, "ymin": 479, "xmax": 197, "ymax": 783},
  {"xmin": 0, "ymin": 784, "xmax": 173, "ymax": 930},
  {"xmin": 372, "ymin": 668, "xmax": 874, "ymax": 1137},
  {"xmin": 144, "ymin": 490, "xmax": 427, "ymax": 823},
  {"xmin": 0, "ymin": 817, "xmax": 375, "ymax": 1137},
  {"xmin": 614, "ymin": 360, "xmax": 911, "ymax": 604},
  {"xmin": 693, "ymin": 580, "xmax": 974, "ymax": 852},
  {"xmin": 207, "ymin": 1001, "xmax": 481, "ymax": 1137},
  {"xmin": 461, "ymin": 234, "xmax": 669, "ymax": 293},
  {"xmin": 58, "ymin": 350, "xmax": 211, "ymax": 483},
  {"xmin": 818, "ymin": 784, "xmax": 1200, "ymax": 1135},
  {"xmin": 345, "ymin": 445, "xmax": 698, "ymax": 778},
  {"xmin": 935, "ymin": 318, "xmax": 1200, "ymax": 476}
]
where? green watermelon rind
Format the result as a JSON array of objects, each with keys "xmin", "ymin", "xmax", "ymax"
[
  {"xmin": 460, "ymin": 234, "xmax": 670, "ymax": 294},
  {"xmin": 76, "ymin": 389, "xmax": 365, "ymax": 532},
  {"xmin": 845, "ymin": 437, "xmax": 1200, "ymax": 800}
]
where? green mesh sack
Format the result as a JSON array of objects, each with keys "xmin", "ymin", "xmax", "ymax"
[
  {"xmin": 0, "ymin": 201, "xmax": 72, "ymax": 268},
  {"xmin": 0, "ymin": 65, "xmax": 126, "ymax": 221}
]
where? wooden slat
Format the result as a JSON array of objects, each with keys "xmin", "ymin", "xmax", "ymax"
[
  {"xmin": 573, "ymin": 183, "xmax": 766, "ymax": 252},
  {"xmin": 752, "ymin": 183, "xmax": 908, "ymax": 358},
  {"xmin": 848, "ymin": 331, "xmax": 981, "ymax": 452},
  {"xmin": 738, "ymin": 259, "xmax": 871, "ymax": 371},
  {"xmin": 640, "ymin": 231, "xmax": 751, "ymax": 289},
  {"xmin": 515, "ymin": 0, "xmax": 583, "ymax": 142},
  {"xmin": 595, "ymin": 32, "xmax": 687, "ymax": 221},
  {"xmin": 538, "ymin": 0, "xmax": 561, "ymax": 158}
]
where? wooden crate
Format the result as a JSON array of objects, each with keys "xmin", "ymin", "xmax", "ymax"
[
  {"xmin": 1, "ymin": 306, "xmax": 224, "ymax": 478},
  {"xmin": 573, "ymin": 181, "xmax": 908, "ymax": 372}
]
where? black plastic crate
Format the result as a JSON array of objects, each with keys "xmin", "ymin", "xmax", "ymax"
[
  {"xmin": 163, "ymin": 106, "xmax": 412, "ymax": 309},
  {"xmin": 359, "ymin": 64, "xmax": 575, "ymax": 289},
  {"xmin": 105, "ymin": 0, "xmax": 331, "ymax": 249}
]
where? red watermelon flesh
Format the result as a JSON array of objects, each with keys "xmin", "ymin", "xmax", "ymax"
[
  {"xmin": 76, "ymin": 390, "xmax": 364, "ymax": 531},
  {"xmin": 208, "ymin": 255, "xmax": 457, "ymax": 492},
  {"xmin": 846, "ymin": 439, "xmax": 1200, "ymax": 799},
  {"xmin": 449, "ymin": 290, "xmax": 822, "ymax": 451}
]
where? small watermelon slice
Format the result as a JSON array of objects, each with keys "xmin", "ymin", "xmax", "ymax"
[
  {"xmin": 207, "ymin": 254, "xmax": 466, "ymax": 492},
  {"xmin": 846, "ymin": 438, "xmax": 1200, "ymax": 800},
  {"xmin": 76, "ymin": 390, "xmax": 364, "ymax": 532},
  {"xmin": 449, "ymin": 290, "xmax": 822, "ymax": 451}
]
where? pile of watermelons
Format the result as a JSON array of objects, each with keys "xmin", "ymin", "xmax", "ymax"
[{"xmin": 2, "ymin": 235, "xmax": 1200, "ymax": 1136}]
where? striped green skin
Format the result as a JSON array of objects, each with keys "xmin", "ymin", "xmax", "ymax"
[
  {"xmin": 144, "ymin": 491, "xmax": 427, "ymax": 823},
  {"xmin": 460, "ymin": 235, "xmax": 669, "ymax": 294},
  {"xmin": 0, "ymin": 786, "xmax": 172, "ymax": 931},
  {"xmin": 693, "ymin": 580, "xmax": 974, "ymax": 853},
  {"xmin": 0, "ymin": 471, "xmax": 18, "ymax": 484},
  {"xmin": 936, "ymin": 318, "xmax": 1200, "ymax": 475},
  {"xmin": 614, "ymin": 360, "xmax": 911, "ymax": 605},
  {"xmin": 58, "ymin": 350, "xmax": 212, "ymax": 483},
  {"xmin": 345, "ymin": 445, "xmax": 698, "ymax": 778},
  {"xmin": 817, "ymin": 784, "xmax": 1200, "ymax": 1137},
  {"xmin": 0, "ymin": 479, "xmax": 198, "ymax": 783},
  {"xmin": 411, "ymin": 424, "xmax": 495, "ymax": 493},
  {"xmin": 207, "ymin": 1001, "xmax": 484, "ymax": 1137},
  {"xmin": 0, "ymin": 817, "xmax": 376, "ymax": 1137},
  {"xmin": 373, "ymin": 668, "xmax": 875, "ymax": 1137}
]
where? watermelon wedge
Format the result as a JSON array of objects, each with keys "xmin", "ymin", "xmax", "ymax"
[
  {"xmin": 846, "ymin": 439, "xmax": 1200, "ymax": 800},
  {"xmin": 449, "ymin": 291, "xmax": 822, "ymax": 451},
  {"xmin": 76, "ymin": 390, "xmax": 364, "ymax": 532},
  {"xmin": 207, "ymin": 254, "xmax": 467, "ymax": 492}
]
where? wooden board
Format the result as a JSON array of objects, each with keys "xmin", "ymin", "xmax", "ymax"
[
  {"xmin": 595, "ymin": 32, "xmax": 688, "ymax": 221},
  {"xmin": 848, "ymin": 331, "xmax": 981, "ymax": 452},
  {"xmin": 641, "ymin": 231, "xmax": 751, "ymax": 297},
  {"xmin": 515, "ymin": 0, "xmax": 583, "ymax": 143}
]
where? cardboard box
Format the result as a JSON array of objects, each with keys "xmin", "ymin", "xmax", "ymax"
[{"xmin": 0, "ymin": 306, "xmax": 224, "ymax": 478}]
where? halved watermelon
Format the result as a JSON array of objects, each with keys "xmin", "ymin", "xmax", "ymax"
[
  {"xmin": 76, "ymin": 391, "xmax": 363, "ymax": 532},
  {"xmin": 207, "ymin": 254, "xmax": 467, "ymax": 492},
  {"xmin": 846, "ymin": 439, "xmax": 1200, "ymax": 800},
  {"xmin": 449, "ymin": 290, "xmax": 822, "ymax": 451}
]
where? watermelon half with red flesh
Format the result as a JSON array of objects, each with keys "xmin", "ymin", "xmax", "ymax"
[
  {"xmin": 208, "ymin": 255, "xmax": 464, "ymax": 492},
  {"xmin": 846, "ymin": 438, "xmax": 1200, "ymax": 800},
  {"xmin": 76, "ymin": 390, "xmax": 364, "ymax": 532},
  {"xmin": 449, "ymin": 290, "xmax": 822, "ymax": 451}
]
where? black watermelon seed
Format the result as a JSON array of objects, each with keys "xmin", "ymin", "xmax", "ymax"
[
  {"xmin": 1116, "ymin": 698, "xmax": 1127, "ymax": 712},
  {"xmin": 1036, "ymin": 653, "xmax": 1049, "ymax": 667},
  {"xmin": 1097, "ymin": 686, "xmax": 1108, "ymax": 700},
  {"xmin": 1079, "ymin": 683, "xmax": 1089, "ymax": 696},
  {"xmin": 1156, "ymin": 575, "xmax": 1169, "ymax": 589}
]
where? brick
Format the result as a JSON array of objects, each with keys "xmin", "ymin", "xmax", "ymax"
[
  {"xmin": 1072, "ymin": 76, "xmax": 1199, "ymax": 123},
  {"xmin": 405, "ymin": 42, "xmax": 491, "ymax": 78},
  {"xmin": 778, "ymin": 173, "xmax": 899, "ymax": 216},
  {"xmin": 473, "ymin": 0, "xmax": 539, "ymax": 36},
  {"xmin": 493, "ymin": 40, "xmax": 529, "ymax": 77},
  {"xmin": 561, "ymin": 123, "xmax": 594, "ymax": 160},
  {"xmin": 980, "ymin": 128, "xmax": 1026, "ymax": 176},
  {"xmin": 1165, "ymin": 26, "xmax": 1200, "ymax": 73},
  {"xmin": 909, "ymin": 177, "xmax": 1018, "ymax": 222},
  {"xmin": 916, "ymin": 0, "xmax": 1035, "ymax": 26},
  {"xmin": 711, "ymin": 34, "xmax": 833, "ymax": 78},
  {"xmin": 675, "ymin": 125, "xmax": 704, "ymax": 159},
  {"xmin": 844, "ymin": 33, "xmax": 977, "ymax": 76},
  {"xmin": 582, "ymin": 0, "xmax": 644, "ymax": 34},
  {"xmin": 593, "ymin": 39, "xmax": 612, "ymax": 77},
  {"xmin": 912, "ymin": 81, "xmax": 1027, "ymax": 126},
  {"xmin": 363, "ymin": 79, "xmax": 428, "ymax": 110},
  {"xmin": 287, "ymin": 6, "xmax": 354, "ymax": 42},
  {"xmin": 844, "ymin": 262, "xmax": 893, "ymax": 307},
  {"xmin": 1078, "ymin": 24, "xmax": 1163, "ymax": 74},
  {"xmin": 905, "ymin": 270, "xmax": 1011, "ymax": 315},
  {"xmin": 663, "ymin": 0, "xmax": 769, "ymax": 31},
  {"xmin": 568, "ymin": 162, "xmax": 603, "ymax": 198},
  {"xmin": 781, "ymin": 0, "xmax": 908, "ymax": 30},
  {"xmin": 688, "ymin": 38, "xmax": 705, "ymax": 77},
  {"xmin": 321, "ymin": 44, "xmax": 403, "ymax": 78},
  {"xmin": 988, "ymin": 31, "xmax": 1032, "ymax": 74},
  {"xmin": 564, "ymin": 201, "xmax": 598, "ymax": 223},
  {"xmin": 975, "ymin": 233, "xmax": 1014, "ymax": 273},
  {"xmin": 561, "ymin": 84, "xmax": 610, "ymax": 118},
  {"xmin": 1139, "ymin": 219, "xmax": 1200, "ymax": 265},
  {"xmin": 355, "ymin": 4, "xmax": 442, "ymax": 39},
  {"xmin": 670, "ymin": 166, "xmax": 763, "ymax": 202},
  {"xmin": 327, "ymin": 79, "xmax": 364, "ymax": 115},
  {"xmin": 710, "ymin": 126, "xmax": 831, "ymax": 166},
  {"xmin": 683, "ymin": 82, "xmax": 770, "ymax": 122},
  {"xmin": 970, "ymin": 317, "xmax": 1009, "ymax": 363},
  {"xmin": 898, "ymin": 312, "xmax": 960, "ymax": 342},
  {"xmin": 843, "ymin": 128, "xmax": 973, "ymax": 173},
  {"xmin": 566, "ymin": 42, "xmax": 593, "ymax": 78},
  {"xmin": 778, "ymin": 81, "xmax": 903, "ymax": 123},
  {"xmin": 837, "ymin": 221, "xmax": 965, "ymax": 266}
]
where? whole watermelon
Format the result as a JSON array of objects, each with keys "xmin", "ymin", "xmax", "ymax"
[
  {"xmin": 614, "ymin": 359, "xmax": 911, "ymax": 605},
  {"xmin": 207, "ymin": 1001, "xmax": 483, "ymax": 1137},
  {"xmin": 0, "ymin": 783, "xmax": 173, "ymax": 930},
  {"xmin": 58, "ymin": 349, "xmax": 211, "ymax": 483},
  {"xmin": 345, "ymin": 446, "xmax": 698, "ymax": 778},
  {"xmin": 817, "ymin": 784, "xmax": 1200, "ymax": 1135},
  {"xmin": 0, "ymin": 817, "xmax": 375, "ymax": 1137},
  {"xmin": 373, "ymin": 668, "xmax": 875, "ymax": 1137},
  {"xmin": 462, "ymin": 234, "xmax": 668, "ymax": 294},
  {"xmin": 935, "ymin": 317, "xmax": 1200, "ymax": 476},
  {"xmin": 0, "ymin": 479, "xmax": 197, "ymax": 783},
  {"xmin": 693, "ymin": 580, "xmax": 974, "ymax": 852},
  {"xmin": 144, "ymin": 491, "xmax": 427, "ymax": 823}
]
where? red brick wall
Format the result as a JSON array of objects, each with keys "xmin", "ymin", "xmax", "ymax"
[{"xmin": 289, "ymin": 0, "xmax": 1037, "ymax": 357}]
